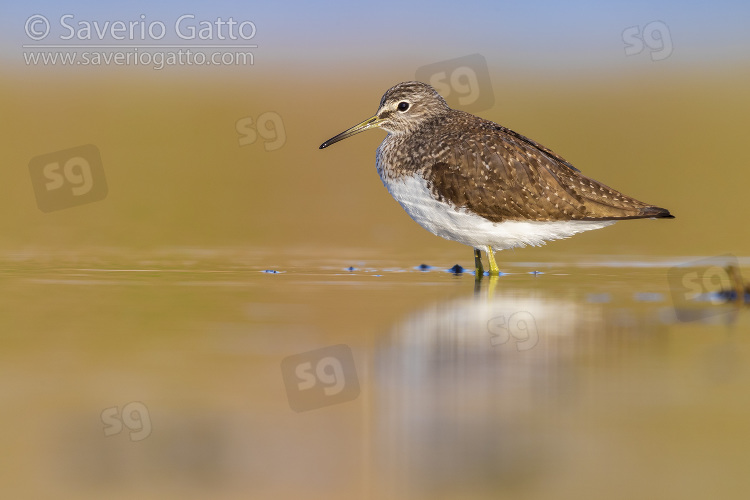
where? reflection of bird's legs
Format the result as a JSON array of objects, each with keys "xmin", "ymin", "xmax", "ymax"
[
  {"xmin": 487, "ymin": 246, "xmax": 500, "ymax": 276},
  {"xmin": 474, "ymin": 249, "xmax": 485, "ymax": 277},
  {"xmin": 727, "ymin": 265, "xmax": 745, "ymax": 303}
]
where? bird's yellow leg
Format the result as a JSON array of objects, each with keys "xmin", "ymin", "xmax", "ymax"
[
  {"xmin": 487, "ymin": 246, "xmax": 500, "ymax": 276},
  {"xmin": 474, "ymin": 248, "xmax": 485, "ymax": 276}
]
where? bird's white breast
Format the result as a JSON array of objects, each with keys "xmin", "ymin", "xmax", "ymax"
[{"xmin": 379, "ymin": 172, "xmax": 616, "ymax": 251}]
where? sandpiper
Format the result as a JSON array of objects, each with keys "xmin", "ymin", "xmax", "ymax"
[{"xmin": 320, "ymin": 81, "xmax": 674, "ymax": 276}]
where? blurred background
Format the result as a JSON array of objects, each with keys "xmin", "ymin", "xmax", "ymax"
[
  {"xmin": 1, "ymin": 0, "xmax": 748, "ymax": 260},
  {"xmin": 2, "ymin": 1, "xmax": 749, "ymax": 499}
]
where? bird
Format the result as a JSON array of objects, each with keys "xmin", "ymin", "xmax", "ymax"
[{"xmin": 319, "ymin": 81, "xmax": 674, "ymax": 276}]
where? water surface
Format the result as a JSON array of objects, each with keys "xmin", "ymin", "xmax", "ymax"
[{"xmin": 1, "ymin": 250, "xmax": 748, "ymax": 499}]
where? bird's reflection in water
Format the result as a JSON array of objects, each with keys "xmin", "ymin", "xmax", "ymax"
[{"xmin": 373, "ymin": 277, "xmax": 663, "ymax": 497}]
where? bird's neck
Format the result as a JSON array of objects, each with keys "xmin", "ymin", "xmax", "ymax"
[{"xmin": 377, "ymin": 133, "xmax": 423, "ymax": 182}]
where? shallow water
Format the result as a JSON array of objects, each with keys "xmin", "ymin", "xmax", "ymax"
[{"xmin": 1, "ymin": 250, "xmax": 748, "ymax": 499}]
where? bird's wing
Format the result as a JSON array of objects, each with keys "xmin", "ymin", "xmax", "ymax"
[{"xmin": 422, "ymin": 122, "xmax": 673, "ymax": 222}]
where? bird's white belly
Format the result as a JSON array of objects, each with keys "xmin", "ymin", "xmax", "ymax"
[{"xmin": 382, "ymin": 174, "xmax": 615, "ymax": 251}]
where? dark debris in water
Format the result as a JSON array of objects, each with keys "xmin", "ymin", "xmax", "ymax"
[
  {"xmin": 717, "ymin": 265, "xmax": 750, "ymax": 304},
  {"xmin": 416, "ymin": 263, "xmax": 433, "ymax": 271},
  {"xmin": 716, "ymin": 289, "xmax": 750, "ymax": 303},
  {"xmin": 262, "ymin": 269, "xmax": 281, "ymax": 274},
  {"xmin": 448, "ymin": 264, "xmax": 465, "ymax": 274},
  {"xmin": 346, "ymin": 266, "xmax": 356, "ymax": 271}
]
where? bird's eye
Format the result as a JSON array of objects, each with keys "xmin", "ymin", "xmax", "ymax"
[{"xmin": 397, "ymin": 101, "xmax": 410, "ymax": 112}]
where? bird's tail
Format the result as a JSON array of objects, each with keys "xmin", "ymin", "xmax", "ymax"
[{"xmin": 640, "ymin": 206, "xmax": 674, "ymax": 219}]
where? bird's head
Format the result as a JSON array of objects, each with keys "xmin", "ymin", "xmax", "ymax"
[{"xmin": 319, "ymin": 81, "xmax": 450, "ymax": 149}]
